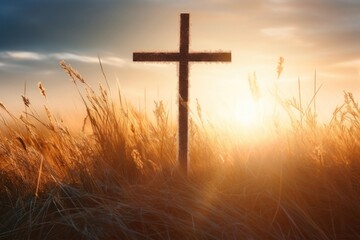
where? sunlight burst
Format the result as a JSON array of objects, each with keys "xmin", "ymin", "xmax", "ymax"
[{"xmin": 233, "ymin": 98, "xmax": 259, "ymax": 128}]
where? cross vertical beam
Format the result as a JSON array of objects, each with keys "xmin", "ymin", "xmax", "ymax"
[
  {"xmin": 178, "ymin": 13, "xmax": 190, "ymax": 173},
  {"xmin": 133, "ymin": 13, "xmax": 231, "ymax": 174}
]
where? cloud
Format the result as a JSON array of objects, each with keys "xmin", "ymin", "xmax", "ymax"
[
  {"xmin": 0, "ymin": 51, "xmax": 127, "ymax": 67},
  {"xmin": 332, "ymin": 59, "xmax": 360, "ymax": 68},
  {"xmin": 102, "ymin": 57, "xmax": 126, "ymax": 67},
  {"xmin": 50, "ymin": 53, "xmax": 99, "ymax": 64},
  {"xmin": 50, "ymin": 53, "xmax": 127, "ymax": 67},
  {"xmin": 0, "ymin": 0, "xmax": 178, "ymax": 53},
  {"xmin": 0, "ymin": 0, "xmax": 137, "ymax": 52},
  {"xmin": 54, "ymin": 54, "xmax": 127, "ymax": 67},
  {"xmin": 261, "ymin": 27, "xmax": 296, "ymax": 39},
  {"xmin": 0, "ymin": 51, "xmax": 46, "ymax": 61}
]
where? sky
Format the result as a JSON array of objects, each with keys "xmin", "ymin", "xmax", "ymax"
[{"xmin": 0, "ymin": 0, "xmax": 360, "ymax": 125}]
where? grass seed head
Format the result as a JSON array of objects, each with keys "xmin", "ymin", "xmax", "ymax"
[
  {"xmin": 277, "ymin": 56, "xmax": 285, "ymax": 79},
  {"xmin": 21, "ymin": 95, "xmax": 30, "ymax": 107},
  {"xmin": 60, "ymin": 60, "xmax": 85, "ymax": 83},
  {"xmin": 0, "ymin": 101, "xmax": 6, "ymax": 111},
  {"xmin": 38, "ymin": 82, "xmax": 46, "ymax": 97}
]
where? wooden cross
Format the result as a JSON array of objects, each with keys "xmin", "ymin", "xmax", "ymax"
[{"xmin": 133, "ymin": 13, "xmax": 231, "ymax": 174}]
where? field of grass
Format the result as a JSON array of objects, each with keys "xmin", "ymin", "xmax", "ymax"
[{"xmin": 1, "ymin": 61, "xmax": 360, "ymax": 239}]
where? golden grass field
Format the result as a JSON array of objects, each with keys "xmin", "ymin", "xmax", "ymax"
[{"xmin": 1, "ymin": 61, "xmax": 360, "ymax": 239}]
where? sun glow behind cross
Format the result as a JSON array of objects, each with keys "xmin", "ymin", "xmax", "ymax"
[
  {"xmin": 189, "ymin": 63, "xmax": 281, "ymax": 133},
  {"xmin": 211, "ymin": 94, "xmax": 277, "ymax": 132},
  {"xmin": 233, "ymin": 97, "xmax": 261, "ymax": 128}
]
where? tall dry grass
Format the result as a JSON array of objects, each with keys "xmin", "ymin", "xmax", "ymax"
[{"xmin": 0, "ymin": 60, "xmax": 360, "ymax": 239}]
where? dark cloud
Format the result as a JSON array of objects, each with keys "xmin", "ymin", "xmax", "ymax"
[{"xmin": 0, "ymin": 0, "xmax": 141, "ymax": 52}]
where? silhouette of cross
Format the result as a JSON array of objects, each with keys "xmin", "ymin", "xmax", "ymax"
[{"xmin": 133, "ymin": 13, "xmax": 231, "ymax": 174}]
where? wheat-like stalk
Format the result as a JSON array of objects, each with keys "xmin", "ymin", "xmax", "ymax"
[
  {"xmin": 248, "ymin": 72, "xmax": 260, "ymax": 101},
  {"xmin": 60, "ymin": 60, "xmax": 85, "ymax": 84},
  {"xmin": 38, "ymin": 82, "xmax": 46, "ymax": 97},
  {"xmin": 21, "ymin": 95, "xmax": 30, "ymax": 107},
  {"xmin": 277, "ymin": 56, "xmax": 284, "ymax": 79}
]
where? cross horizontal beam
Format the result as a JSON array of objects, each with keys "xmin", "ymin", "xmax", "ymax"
[{"xmin": 133, "ymin": 52, "xmax": 231, "ymax": 62}]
